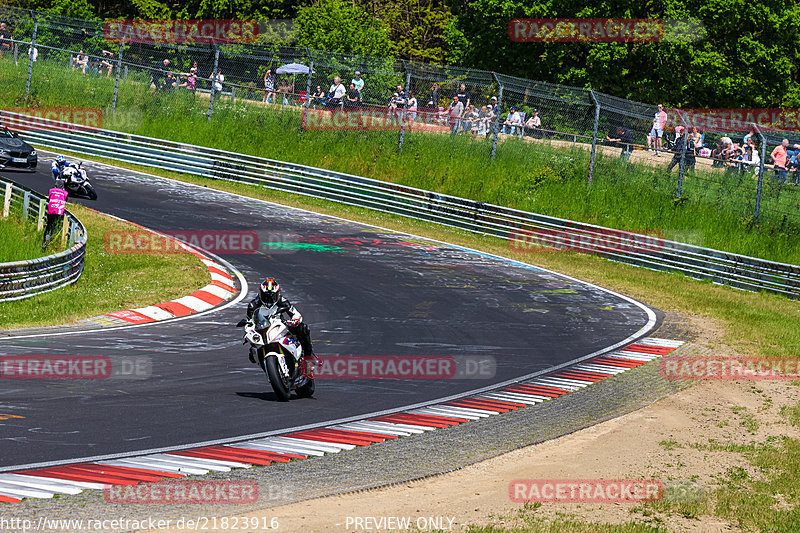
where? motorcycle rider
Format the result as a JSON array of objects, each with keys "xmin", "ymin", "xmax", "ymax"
[
  {"xmin": 246, "ymin": 278, "xmax": 316, "ymax": 364},
  {"xmin": 51, "ymin": 156, "xmax": 80, "ymax": 187}
]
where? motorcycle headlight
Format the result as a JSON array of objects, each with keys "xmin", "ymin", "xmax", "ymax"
[{"xmin": 252, "ymin": 333, "xmax": 262, "ymax": 343}]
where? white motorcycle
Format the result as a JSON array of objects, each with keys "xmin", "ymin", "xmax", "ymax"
[
  {"xmin": 61, "ymin": 163, "xmax": 97, "ymax": 200},
  {"xmin": 237, "ymin": 303, "xmax": 315, "ymax": 401}
]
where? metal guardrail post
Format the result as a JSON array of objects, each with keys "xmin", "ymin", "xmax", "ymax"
[
  {"xmin": 207, "ymin": 44, "xmax": 220, "ymax": 122},
  {"xmin": 22, "ymin": 190, "xmax": 30, "ymax": 220},
  {"xmin": 37, "ymin": 198, "xmax": 45, "ymax": 230},
  {"xmin": 490, "ymin": 72, "xmax": 503, "ymax": 161},
  {"xmin": 112, "ymin": 37, "xmax": 125, "ymax": 112},
  {"xmin": 754, "ymin": 123, "xmax": 766, "ymax": 220},
  {"xmin": 301, "ymin": 48, "xmax": 313, "ymax": 133},
  {"xmin": 676, "ymin": 113, "xmax": 689, "ymax": 198},
  {"xmin": 24, "ymin": 12, "xmax": 38, "ymax": 101},
  {"xmin": 398, "ymin": 60, "xmax": 411, "ymax": 152},
  {"xmin": 587, "ymin": 90, "xmax": 600, "ymax": 184},
  {"xmin": 2, "ymin": 182, "xmax": 11, "ymax": 217}
]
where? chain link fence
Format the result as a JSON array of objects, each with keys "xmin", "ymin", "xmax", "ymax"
[{"xmin": 1, "ymin": 4, "xmax": 800, "ymax": 227}]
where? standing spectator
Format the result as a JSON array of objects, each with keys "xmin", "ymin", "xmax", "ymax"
[
  {"xmin": 151, "ymin": 59, "xmax": 169, "ymax": 89},
  {"xmin": 394, "ymin": 85, "xmax": 407, "ymax": 123},
  {"xmin": 456, "ymin": 83, "xmax": 471, "ymax": 109},
  {"xmin": 770, "ymin": 139, "xmax": 790, "ymax": 182},
  {"xmin": 345, "ymin": 82, "xmax": 360, "ymax": 107},
  {"xmin": 277, "ymin": 78, "xmax": 292, "ymax": 105},
  {"xmin": 75, "ymin": 50, "xmax": 89, "ymax": 74},
  {"xmin": 744, "ymin": 145, "xmax": 760, "ymax": 172},
  {"xmin": 27, "ymin": 45, "xmax": 38, "ymax": 62},
  {"xmin": 647, "ymin": 103, "xmax": 668, "ymax": 155},
  {"xmin": 502, "ymin": 107, "xmax": 522, "ymax": 135},
  {"xmin": 310, "ymin": 85, "xmax": 324, "ymax": 108},
  {"xmin": 448, "ymin": 95, "xmax": 464, "ymax": 135},
  {"xmin": 476, "ymin": 106, "xmax": 489, "ymax": 136},
  {"xmin": 328, "ymin": 76, "xmax": 345, "ymax": 107},
  {"xmin": 406, "ymin": 91, "xmax": 418, "ymax": 125},
  {"xmin": 487, "ymin": 96, "xmax": 499, "ymax": 134},
  {"xmin": 263, "ymin": 68, "xmax": 275, "ymax": 103},
  {"xmin": 427, "ymin": 82, "xmax": 439, "ymax": 109},
  {"xmin": 523, "ymin": 109, "xmax": 541, "ymax": 138},
  {"xmin": 352, "ymin": 71, "xmax": 364, "ymax": 94},
  {"xmin": 190, "ymin": 61, "xmax": 198, "ymax": 75},
  {"xmin": 0, "ymin": 22, "xmax": 12, "ymax": 57},
  {"xmin": 666, "ymin": 126, "xmax": 695, "ymax": 172},
  {"xmin": 210, "ymin": 68, "xmax": 225, "ymax": 95},
  {"xmin": 100, "ymin": 50, "xmax": 114, "ymax": 77}
]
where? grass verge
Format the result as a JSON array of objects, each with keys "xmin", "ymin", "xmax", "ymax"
[
  {"xmin": 0, "ymin": 214, "xmax": 64, "ymax": 261},
  {"xmin": 0, "ymin": 204, "xmax": 210, "ymax": 330}
]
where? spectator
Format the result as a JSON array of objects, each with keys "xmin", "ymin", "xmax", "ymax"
[
  {"xmin": 456, "ymin": 83, "xmax": 471, "ymax": 109},
  {"xmin": 523, "ymin": 109, "xmax": 541, "ymax": 138},
  {"xmin": 189, "ymin": 61, "xmax": 198, "ymax": 76},
  {"xmin": 427, "ymin": 82, "xmax": 439, "ymax": 108},
  {"xmin": 178, "ymin": 71, "xmax": 196, "ymax": 92},
  {"xmin": 770, "ymin": 139, "xmax": 790, "ymax": 182},
  {"xmin": 689, "ymin": 127, "xmax": 703, "ymax": 153},
  {"xmin": 277, "ymin": 78, "xmax": 292, "ymax": 105},
  {"xmin": 606, "ymin": 125, "xmax": 633, "ymax": 162},
  {"xmin": 345, "ymin": 82, "xmax": 360, "ymax": 107},
  {"xmin": 27, "ymin": 45, "xmax": 38, "ymax": 62},
  {"xmin": 712, "ymin": 137, "xmax": 733, "ymax": 167},
  {"xmin": 742, "ymin": 125, "xmax": 756, "ymax": 148},
  {"xmin": 162, "ymin": 71, "xmax": 177, "ymax": 91},
  {"xmin": 328, "ymin": 76, "xmax": 346, "ymax": 108},
  {"xmin": 210, "ymin": 68, "xmax": 225, "ymax": 95},
  {"xmin": 75, "ymin": 50, "xmax": 89, "ymax": 74},
  {"xmin": 666, "ymin": 126, "xmax": 695, "ymax": 172},
  {"xmin": 448, "ymin": 95, "xmax": 463, "ymax": 135},
  {"xmin": 487, "ymin": 96, "xmax": 499, "ymax": 134},
  {"xmin": 263, "ymin": 68, "xmax": 275, "ymax": 103},
  {"xmin": 310, "ymin": 85, "xmax": 324, "ymax": 108},
  {"xmin": 0, "ymin": 22, "xmax": 12, "ymax": 57},
  {"xmin": 502, "ymin": 106, "xmax": 522, "ymax": 135},
  {"xmin": 393, "ymin": 85, "xmax": 407, "ymax": 123},
  {"xmin": 99, "ymin": 50, "xmax": 114, "ymax": 76},
  {"xmin": 647, "ymin": 103, "xmax": 667, "ymax": 155},
  {"xmin": 406, "ymin": 91, "xmax": 418, "ymax": 124},
  {"xmin": 352, "ymin": 71, "xmax": 364, "ymax": 94},
  {"xmin": 743, "ymin": 145, "xmax": 760, "ymax": 171},
  {"xmin": 476, "ymin": 105, "xmax": 489, "ymax": 136},
  {"xmin": 89, "ymin": 56, "xmax": 102, "ymax": 76},
  {"xmin": 151, "ymin": 58, "xmax": 169, "ymax": 89},
  {"xmin": 462, "ymin": 104, "xmax": 475, "ymax": 133}
]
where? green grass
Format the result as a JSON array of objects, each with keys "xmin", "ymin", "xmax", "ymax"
[
  {"xmin": 0, "ymin": 214, "xmax": 64, "ymax": 261},
  {"xmin": 3, "ymin": 58, "xmax": 800, "ymax": 264},
  {"xmin": 0, "ymin": 204, "xmax": 209, "ymax": 329}
]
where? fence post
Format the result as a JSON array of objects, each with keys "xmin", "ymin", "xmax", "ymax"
[
  {"xmin": 22, "ymin": 190, "xmax": 30, "ymax": 220},
  {"xmin": 754, "ymin": 123, "xmax": 766, "ymax": 220},
  {"xmin": 24, "ymin": 12, "xmax": 38, "ymax": 101},
  {"xmin": 112, "ymin": 37, "xmax": 125, "ymax": 111},
  {"xmin": 207, "ymin": 44, "xmax": 220, "ymax": 122},
  {"xmin": 490, "ymin": 72, "xmax": 503, "ymax": 161},
  {"xmin": 37, "ymin": 198, "xmax": 46, "ymax": 230},
  {"xmin": 61, "ymin": 217, "xmax": 69, "ymax": 249},
  {"xmin": 398, "ymin": 60, "xmax": 412, "ymax": 152},
  {"xmin": 301, "ymin": 48, "xmax": 313, "ymax": 132},
  {"xmin": 676, "ymin": 113, "xmax": 689, "ymax": 197},
  {"xmin": 230, "ymin": 86, "xmax": 236, "ymax": 106},
  {"xmin": 587, "ymin": 90, "xmax": 600, "ymax": 184},
  {"xmin": 3, "ymin": 182, "xmax": 11, "ymax": 217}
]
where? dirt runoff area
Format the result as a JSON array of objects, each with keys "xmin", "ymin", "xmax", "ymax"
[{"xmin": 143, "ymin": 315, "xmax": 800, "ymax": 533}]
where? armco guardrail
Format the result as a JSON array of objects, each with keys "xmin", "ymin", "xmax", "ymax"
[
  {"xmin": 5, "ymin": 109, "xmax": 800, "ymax": 300},
  {"xmin": 0, "ymin": 175, "xmax": 87, "ymax": 301}
]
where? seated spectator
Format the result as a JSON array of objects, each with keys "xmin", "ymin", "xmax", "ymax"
[
  {"xmin": 476, "ymin": 106, "xmax": 489, "ymax": 136},
  {"xmin": 277, "ymin": 78, "xmax": 292, "ymax": 104},
  {"xmin": 743, "ymin": 145, "xmax": 760, "ymax": 171},
  {"xmin": 502, "ymin": 107, "xmax": 522, "ymax": 135},
  {"xmin": 406, "ymin": 91, "xmax": 417, "ymax": 124},
  {"xmin": 327, "ymin": 76, "xmax": 346, "ymax": 108},
  {"xmin": 0, "ymin": 22, "xmax": 12, "ymax": 57},
  {"xmin": 162, "ymin": 71, "xmax": 177, "ymax": 91},
  {"xmin": 178, "ymin": 71, "xmax": 196, "ymax": 92},
  {"xmin": 75, "ymin": 50, "xmax": 89, "ymax": 74},
  {"xmin": 770, "ymin": 139, "xmax": 790, "ymax": 182},
  {"xmin": 89, "ymin": 56, "xmax": 102, "ymax": 76},
  {"xmin": 345, "ymin": 82, "xmax": 360, "ymax": 107},
  {"xmin": 310, "ymin": 85, "xmax": 324, "ymax": 108},
  {"xmin": 523, "ymin": 109, "xmax": 541, "ymax": 138},
  {"xmin": 100, "ymin": 50, "xmax": 114, "ymax": 77},
  {"xmin": 689, "ymin": 127, "xmax": 703, "ymax": 152},
  {"xmin": 151, "ymin": 59, "xmax": 170, "ymax": 89},
  {"xmin": 462, "ymin": 104, "xmax": 475, "ymax": 133},
  {"xmin": 711, "ymin": 138, "xmax": 732, "ymax": 167}
]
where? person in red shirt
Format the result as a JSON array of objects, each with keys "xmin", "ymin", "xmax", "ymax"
[{"xmin": 771, "ymin": 139, "xmax": 789, "ymax": 182}]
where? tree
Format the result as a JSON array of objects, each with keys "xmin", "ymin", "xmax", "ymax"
[{"xmin": 295, "ymin": 0, "xmax": 396, "ymax": 58}]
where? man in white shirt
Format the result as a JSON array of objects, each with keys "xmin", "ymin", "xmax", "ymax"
[
  {"xmin": 328, "ymin": 76, "xmax": 346, "ymax": 107},
  {"xmin": 502, "ymin": 107, "xmax": 522, "ymax": 135}
]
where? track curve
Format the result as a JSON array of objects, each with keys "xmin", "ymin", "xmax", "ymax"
[{"xmin": 0, "ymin": 156, "xmax": 660, "ymax": 469}]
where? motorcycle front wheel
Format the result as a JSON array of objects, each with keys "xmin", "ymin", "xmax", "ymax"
[
  {"xmin": 84, "ymin": 183, "xmax": 98, "ymax": 200},
  {"xmin": 264, "ymin": 354, "xmax": 290, "ymax": 401}
]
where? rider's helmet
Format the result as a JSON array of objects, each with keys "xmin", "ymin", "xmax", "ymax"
[
  {"xmin": 56, "ymin": 155, "xmax": 66, "ymax": 166},
  {"xmin": 259, "ymin": 278, "xmax": 281, "ymax": 306}
]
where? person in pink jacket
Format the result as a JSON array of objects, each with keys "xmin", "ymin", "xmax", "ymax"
[{"xmin": 42, "ymin": 179, "xmax": 68, "ymax": 251}]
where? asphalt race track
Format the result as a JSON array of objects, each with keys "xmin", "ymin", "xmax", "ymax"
[{"xmin": 0, "ymin": 156, "xmax": 660, "ymax": 470}]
